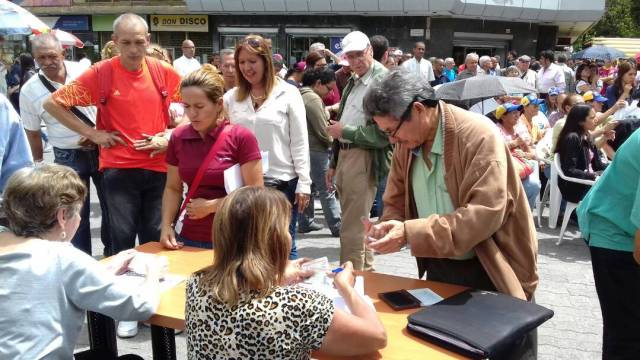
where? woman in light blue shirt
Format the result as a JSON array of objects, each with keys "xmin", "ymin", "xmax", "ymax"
[
  {"xmin": 577, "ymin": 128, "xmax": 640, "ymax": 359},
  {"xmin": 0, "ymin": 164, "xmax": 161, "ymax": 360}
]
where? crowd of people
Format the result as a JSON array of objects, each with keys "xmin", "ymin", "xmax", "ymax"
[{"xmin": 0, "ymin": 11, "xmax": 639, "ymax": 360}]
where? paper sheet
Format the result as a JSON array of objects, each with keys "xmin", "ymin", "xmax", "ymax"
[
  {"xmin": 223, "ymin": 151, "xmax": 270, "ymax": 193},
  {"xmin": 117, "ymin": 272, "xmax": 187, "ymax": 293},
  {"xmin": 300, "ymin": 275, "xmax": 375, "ymax": 314}
]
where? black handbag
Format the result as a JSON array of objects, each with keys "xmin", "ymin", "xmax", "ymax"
[{"xmin": 407, "ymin": 289, "xmax": 554, "ymax": 359}]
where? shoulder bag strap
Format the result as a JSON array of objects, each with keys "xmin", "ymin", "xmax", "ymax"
[
  {"xmin": 38, "ymin": 73, "xmax": 95, "ymax": 127},
  {"xmin": 178, "ymin": 124, "xmax": 233, "ymax": 214},
  {"xmin": 145, "ymin": 56, "xmax": 170, "ymax": 126}
]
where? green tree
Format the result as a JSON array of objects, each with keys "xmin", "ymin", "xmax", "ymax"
[{"xmin": 575, "ymin": 0, "xmax": 640, "ymax": 50}]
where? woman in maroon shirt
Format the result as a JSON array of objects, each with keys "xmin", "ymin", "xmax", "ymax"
[{"xmin": 160, "ymin": 64, "xmax": 263, "ymax": 249}]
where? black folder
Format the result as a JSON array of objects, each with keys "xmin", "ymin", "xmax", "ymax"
[{"xmin": 407, "ymin": 289, "xmax": 554, "ymax": 359}]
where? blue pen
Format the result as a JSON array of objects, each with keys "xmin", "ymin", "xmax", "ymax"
[{"xmin": 331, "ymin": 267, "xmax": 343, "ymax": 274}]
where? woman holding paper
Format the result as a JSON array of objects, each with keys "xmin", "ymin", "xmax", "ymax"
[
  {"xmin": 160, "ymin": 65, "xmax": 263, "ymax": 250},
  {"xmin": 185, "ymin": 186, "xmax": 386, "ymax": 359},
  {"xmin": 224, "ymin": 35, "xmax": 312, "ymax": 259},
  {"xmin": 0, "ymin": 164, "xmax": 161, "ymax": 359}
]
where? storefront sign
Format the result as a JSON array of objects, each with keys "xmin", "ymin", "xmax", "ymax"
[
  {"xmin": 40, "ymin": 16, "xmax": 89, "ymax": 31},
  {"xmin": 150, "ymin": 15, "xmax": 208, "ymax": 32},
  {"xmin": 330, "ymin": 37, "xmax": 343, "ymax": 54},
  {"xmin": 410, "ymin": 29, "xmax": 425, "ymax": 37},
  {"xmin": 11, "ymin": 0, "xmax": 71, "ymax": 6}
]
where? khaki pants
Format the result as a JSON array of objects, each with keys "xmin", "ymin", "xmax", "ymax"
[{"xmin": 335, "ymin": 148, "xmax": 376, "ymax": 271}]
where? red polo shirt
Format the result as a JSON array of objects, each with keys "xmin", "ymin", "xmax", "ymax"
[{"xmin": 166, "ymin": 121, "xmax": 261, "ymax": 243}]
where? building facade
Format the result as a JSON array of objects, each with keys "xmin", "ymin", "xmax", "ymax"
[{"xmin": 18, "ymin": 0, "xmax": 606, "ymax": 66}]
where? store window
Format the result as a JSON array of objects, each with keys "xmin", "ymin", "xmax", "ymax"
[{"xmin": 218, "ymin": 27, "xmax": 280, "ymax": 55}]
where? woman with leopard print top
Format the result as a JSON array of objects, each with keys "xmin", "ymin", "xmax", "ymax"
[{"xmin": 185, "ymin": 186, "xmax": 387, "ymax": 359}]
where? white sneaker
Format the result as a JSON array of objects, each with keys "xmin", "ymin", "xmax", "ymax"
[{"xmin": 117, "ymin": 321, "xmax": 139, "ymax": 338}]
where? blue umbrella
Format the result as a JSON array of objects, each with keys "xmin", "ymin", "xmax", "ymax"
[
  {"xmin": 572, "ymin": 45, "xmax": 626, "ymax": 61},
  {"xmin": 0, "ymin": 0, "xmax": 49, "ymax": 36}
]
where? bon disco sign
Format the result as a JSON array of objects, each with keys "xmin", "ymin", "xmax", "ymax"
[{"xmin": 150, "ymin": 15, "xmax": 208, "ymax": 32}]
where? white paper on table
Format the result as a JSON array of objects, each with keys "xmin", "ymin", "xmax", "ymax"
[
  {"xmin": 117, "ymin": 272, "xmax": 187, "ymax": 293},
  {"xmin": 299, "ymin": 275, "xmax": 375, "ymax": 314}
]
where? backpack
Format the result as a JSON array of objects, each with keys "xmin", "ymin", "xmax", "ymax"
[{"xmin": 93, "ymin": 56, "xmax": 170, "ymax": 127}]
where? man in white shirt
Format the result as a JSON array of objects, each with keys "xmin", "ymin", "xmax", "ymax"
[
  {"xmin": 19, "ymin": 33, "xmax": 109, "ymax": 257},
  {"xmin": 173, "ymin": 39, "xmax": 201, "ymax": 77},
  {"xmin": 401, "ymin": 41, "xmax": 434, "ymax": 82},
  {"xmin": 517, "ymin": 55, "xmax": 537, "ymax": 89},
  {"xmin": 536, "ymin": 50, "xmax": 566, "ymax": 96},
  {"xmin": 77, "ymin": 52, "xmax": 91, "ymax": 70}
]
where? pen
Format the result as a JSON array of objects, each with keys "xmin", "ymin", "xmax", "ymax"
[{"xmin": 331, "ymin": 267, "xmax": 343, "ymax": 274}]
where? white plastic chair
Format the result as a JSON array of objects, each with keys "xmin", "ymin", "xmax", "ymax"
[
  {"xmin": 534, "ymin": 131, "xmax": 553, "ymax": 228},
  {"xmin": 552, "ymin": 155, "xmax": 595, "ymax": 245}
]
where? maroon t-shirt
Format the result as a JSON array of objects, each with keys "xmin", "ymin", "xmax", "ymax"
[{"xmin": 166, "ymin": 121, "xmax": 261, "ymax": 242}]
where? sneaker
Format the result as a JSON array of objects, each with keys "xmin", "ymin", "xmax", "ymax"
[
  {"xmin": 43, "ymin": 141, "xmax": 52, "ymax": 153},
  {"xmin": 117, "ymin": 321, "xmax": 139, "ymax": 338},
  {"xmin": 297, "ymin": 222, "xmax": 323, "ymax": 234}
]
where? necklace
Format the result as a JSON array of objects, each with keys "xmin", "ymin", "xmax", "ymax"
[{"xmin": 250, "ymin": 91, "xmax": 266, "ymax": 109}]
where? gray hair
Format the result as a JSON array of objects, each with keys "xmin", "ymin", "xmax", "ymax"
[
  {"xmin": 465, "ymin": 52, "xmax": 479, "ymax": 63},
  {"xmin": 444, "ymin": 57, "xmax": 455, "ymax": 65},
  {"xmin": 363, "ymin": 68, "xmax": 437, "ymax": 120},
  {"xmin": 479, "ymin": 55, "xmax": 491, "ymax": 67},
  {"xmin": 309, "ymin": 42, "xmax": 325, "ymax": 53},
  {"xmin": 31, "ymin": 33, "xmax": 63, "ymax": 54},
  {"xmin": 219, "ymin": 48, "xmax": 234, "ymax": 57},
  {"xmin": 113, "ymin": 13, "xmax": 148, "ymax": 34}
]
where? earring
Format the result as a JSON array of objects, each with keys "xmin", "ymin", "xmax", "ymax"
[{"xmin": 60, "ymin": 231, "xmax": 67, "ymax": 240}]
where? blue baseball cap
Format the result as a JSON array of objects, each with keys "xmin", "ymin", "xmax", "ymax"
[
  {"xmin": 495, "ymin": 102, "xmax": 523, "ymax": 119},
  {"xmin": 521, "ymin": 94, "xmax": 544, "ymax": 107},
  {"xmin": 548, "ymin": 87, "xmax": 563, "ymax": 96}
]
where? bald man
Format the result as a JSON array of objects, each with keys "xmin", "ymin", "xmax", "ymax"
[
  {"xmin": 173, "ymin": 39, "xmax": 201, "ymax": 77},
  {"xmin": 43, "ymin": 13, "xmax": 182, "ymax": 339}
]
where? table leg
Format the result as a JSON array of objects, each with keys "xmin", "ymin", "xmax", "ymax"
[
  {"xmin": 86, "ymin": 311, "xmax": 118, "ymax": 356},
  {"xmin": 151, "ymin": 325, "xmax": 177, "ymax": 360}
]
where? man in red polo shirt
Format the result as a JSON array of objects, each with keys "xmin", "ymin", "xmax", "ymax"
[{"xmin": 43, "ymin": 14, "xmax": 181, "ymax": 337}]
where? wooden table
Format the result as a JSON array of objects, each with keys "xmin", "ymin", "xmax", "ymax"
[{"xmin": 89, "ymin": 242, "xmax": 469, "ymax": 360}]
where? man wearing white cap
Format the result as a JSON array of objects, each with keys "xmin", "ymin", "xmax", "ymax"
[
  {"xmin": 401, "ymin": 41, "xmax": 435, "ymax": 82},
  {"xmin": 517, "ymin": 55, "xmax": 537, "ymax": 90},
  {"xmin": 326, "ymin": 31, "xmax": 391, "ymax": 270}
]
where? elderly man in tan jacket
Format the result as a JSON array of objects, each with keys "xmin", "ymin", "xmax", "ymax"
[{"xmin": 363, "ymin": 69, "xmax": 539, "ymax": 359}]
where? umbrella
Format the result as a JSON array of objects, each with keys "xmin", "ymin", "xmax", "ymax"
[
  {"xmin": 51, "ymin": 29, "xmax": 84, "ymax": 48},
  {"xmin": 0, "ymin": 0, "xmax": 48, "ymax": 36},
  {"xmin": 435, "ymin": 75, "xmax": 536, "ymax": 101},
  {"xmin": 572, "ymin": 45, "xmax": 626, "ymax": 61}
]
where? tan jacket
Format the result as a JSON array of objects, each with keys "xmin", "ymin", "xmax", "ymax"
[{"xmin": 381, "ymin": 102, "xmax": 538, "ymax": 300}]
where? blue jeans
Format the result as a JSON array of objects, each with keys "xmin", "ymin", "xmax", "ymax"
[
  {"xmin": 373, "ymin": 175, "xmax": 387, "ymax": 218},
  {"xmin": 299, "ymin": 150, "xmax": 341, "ymax": 233},
  {"xmin": 522, "ymin": 162, "xmax": 541, "ymax": 210},
  {"xmin": 177, "ymin": 234, "xmax": 213, "ymax": 249},
  {"xmin": 102, "ymin": 168, "xmax": 166, "ymax": 254},
  {"xmin": 53, "ymin": 147, "xmax": 109, "ymax": 255},
  {"xmin": 265, "ymin": 177, "xmax": 299, "ymax": 260}
]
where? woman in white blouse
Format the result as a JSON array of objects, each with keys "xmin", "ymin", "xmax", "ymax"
[{"xmin": 224, "ymin": 35, "xmax": 311, "ymax": 259}]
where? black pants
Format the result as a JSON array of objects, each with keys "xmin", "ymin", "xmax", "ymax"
[
  {"xmin": 74, "ymin": 350, "xmax": 142, "ymax": 360},
  {"xmin": 590, "ymin": 246, "xmax": 640, "ymax": 360},
  {"xmin": 103, "ymin": 168, "xmax": 166, "ymax": 254},
  {"xmin": 419, "ymin": 257, "xmax": 537, "ymax": 360}
]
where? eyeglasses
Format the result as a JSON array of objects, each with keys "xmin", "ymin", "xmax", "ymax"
[
  {"xmin": 243, "ymin": 37, "xmax": 262, "ymax": 49},
  {"xmin": 383, "ymin": 95, "xmax": 422, "ymax": 137}
]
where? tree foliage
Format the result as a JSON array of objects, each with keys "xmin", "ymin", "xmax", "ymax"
[{"xmin": 575, "ymin": 0, "xmax": 640, "ymax": 50}]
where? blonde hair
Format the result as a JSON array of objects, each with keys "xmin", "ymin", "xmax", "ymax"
[
  {"xmin": 101, "ymin": 41, "xmax": 119, "ymax": 60},
  {"xmin": 3, "ymin": 164, "xmax": 86, "ymax": 238},
  {"xmin": 234, "ymin": 34, "xmax": 276, "ymax": 102},
  {"xmin": 181, "ymin": 64, "xmax": 225, "ymax": 104},
  {"xmin": 146, "ymin": 43, "xmax": 172, "ymax": 64},
  {"xmin": 198, "ymin": 187, "xmax": 291, "ymax": 305}
]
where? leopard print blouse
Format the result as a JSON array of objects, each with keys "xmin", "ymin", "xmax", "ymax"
[{"xmin": 185, "ymin": 273, "xmax": 335, "ymax": 359}]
